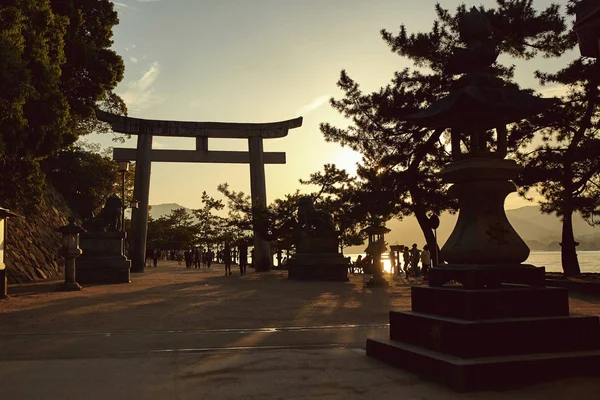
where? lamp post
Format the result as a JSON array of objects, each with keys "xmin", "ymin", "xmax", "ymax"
[
  {"xmin": 117, "ymin": 161, "xmax": 130, "ymax": 231},
  {"xmin": 56, "ymin": 218, "xmax": 86, "ymax": 291}
]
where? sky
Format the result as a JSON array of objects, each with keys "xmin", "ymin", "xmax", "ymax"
[{"xmin": 89, "ymin": 0, "xmax": 578, "ymax": 211}]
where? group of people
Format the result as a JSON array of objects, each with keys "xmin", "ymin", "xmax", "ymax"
[
  {"xmin": 174, "ymin": 244, "xmax": 250, "ymax": 276},
  {"xmin": 399, "ymin": 243, "xmax": 431, "ymax": 279},
  {"xmin": 180, "ymin": 248, "xmax": 216, "ymax": 269},
  {"xmin": 353, "ymin": 243, "xmax": 432, "ymax": 279}
]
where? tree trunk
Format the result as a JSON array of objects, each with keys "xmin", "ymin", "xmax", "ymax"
[
  {"xmin": 413, "ymin": 200, "xmax": 439, "ymax": 266},
  {"xmin": 560, "ymin": 210, "xmax": 581, "ymax": 277}
]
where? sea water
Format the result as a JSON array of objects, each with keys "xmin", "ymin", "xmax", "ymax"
[{"xmin": 345, "ymin": 251, "xmax": 600, "ymax": 274}]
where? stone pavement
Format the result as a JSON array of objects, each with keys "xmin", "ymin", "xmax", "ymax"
[{"xmin": 1, "ymin": 261, "xmax": 600, "ymax": 399}]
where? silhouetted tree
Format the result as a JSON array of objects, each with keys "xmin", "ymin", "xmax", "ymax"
[
  {"xmin": 0, "ymin": 0, "xmax": 124, "ymax": 211},
  {"xmin": 517, "ymin": 0, "xmax": 599, "ymax": 276}
]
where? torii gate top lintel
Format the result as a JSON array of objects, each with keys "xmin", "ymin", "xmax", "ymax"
[{"xmin": 96, "ymin": 110, "xmax": 303, "ymax": 139}]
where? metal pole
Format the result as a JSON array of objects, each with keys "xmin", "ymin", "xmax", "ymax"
[
  {"xmin": 434, "ymin": 228, "xmax": 439, "ymax": 267},
  {"xmin": 121, "ymin": 170, "xmax": 126, "ymax": 231}
]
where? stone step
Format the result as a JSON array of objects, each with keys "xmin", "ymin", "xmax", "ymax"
[
  {"xmin": 389, "ymin": 311, "xmax": 600, "ymax": 358},
  {"xmin": 411, "ymin": 285, "xmax": 569, "ymax": 320},
  {"xmin": 366, "ymin": 338, "xmax": 600, "ymax": 392}
]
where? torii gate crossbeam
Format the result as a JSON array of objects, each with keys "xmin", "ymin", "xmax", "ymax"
[{"xmin": 97, "ymin": 110, "xmax": 302, "ymax": 273}]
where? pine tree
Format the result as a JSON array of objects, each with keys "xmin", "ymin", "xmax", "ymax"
[{"xmin": 517, "ymin": 1, "xmax": 599, "ymax": 276}]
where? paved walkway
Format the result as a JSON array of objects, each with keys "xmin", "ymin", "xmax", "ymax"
[{"xmin": 1, "ymin": 261, "xmax": 600, "ymax": 399}]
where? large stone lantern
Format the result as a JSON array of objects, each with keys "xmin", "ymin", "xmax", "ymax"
[
  {"xmin": 366, "ymin": 8, "xmax": 600, "ymax": 391},
  {"xmin": 362, "ymin": 225, "xmax": 390, "ymax": 288}
]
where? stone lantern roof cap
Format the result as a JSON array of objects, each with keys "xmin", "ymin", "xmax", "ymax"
[
  {"xmin": 574, "ymin": 1, "xmax": 600, "ymax": 58},
  {"xmin": 404, "ymin": 7, "xmax": 556, "ymax": 130},
  {"xmin": 362, "ymin": 225, "xmax": 391, "ymax": 235},
  {"xmin": 56, "ymin": 218, "xmax": 86, "ymax": 234}
]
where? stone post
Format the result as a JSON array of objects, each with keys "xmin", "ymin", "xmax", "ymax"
[
  {"xmin": 131, "ymin": 133, "xmax": 153, "ymax": 273},
  {"xmin": 248, "ymin": 136, "xmax": 272, "ymax": 271}
]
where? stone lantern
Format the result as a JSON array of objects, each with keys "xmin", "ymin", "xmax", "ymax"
[
  {"xmin": 574, "ymin": 0, "xmax": 600, "ymax": 58},
  {"xmin": 0, "ymin": 208, "xmax": 19, "ymax": 299},
  {"xmin": 366, "ymin": 8, "xmax": 600, "ymax": 391},
  {"xmin": 363, "ymin": 225, "xmax": 390, "ymax": 288},
  {"xmin": 56, "ymin": 218, "xmax": 86, "ymax": 291},
  {"xmin": 402, "ymin": 8, "xmax": 555, "ymax": 287}
]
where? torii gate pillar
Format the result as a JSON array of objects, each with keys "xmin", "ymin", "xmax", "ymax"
[
  {"xmin": 249, "ymin": 136, "xmax": 271, "ymax": 271},
  {"xmin": 130, "ymin": 134, "xmax": 153, "ymax": 273}
]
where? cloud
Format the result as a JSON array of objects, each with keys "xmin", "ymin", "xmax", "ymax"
[
  {"xmin": 120, "ymin": 62, "xmax": 166, "ymax": 112},
  {"xmin": 130, "ymin": 56, "xmax": 138, "ymax": 64},
  {"xmin": 296, "ymin": 95, "xmax": 330, "ymax": 117},
  {"xmin": 539, "ymin": 85, "xmax": 568, "ymax": 98}
]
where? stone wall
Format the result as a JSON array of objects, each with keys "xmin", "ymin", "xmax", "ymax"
[{"xmin": 5, "ymin": 185, "xmax": 74, "ymax": 283}]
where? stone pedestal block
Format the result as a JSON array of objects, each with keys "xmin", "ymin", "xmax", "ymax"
[
  {"xmin": 288, "ymin": 253, "xmax": 349, "ymax": 281},
  {"xmin": 76, "ymin": 231, "xmax": 131, "ymax": 284},
  {"xmin": 411, "ymin": 285, "xmax": 569, "ymax": 320},
  {"xmin": 288, "ymin": 236, "xmax": 349, "ymax": 281},
  {"xmin": 367, "ymin": 285, "xmax": 600, "ymax": 391},
  {"xmin": 428, "ymin": 264, "xmax": 545, "ymax": 289}
]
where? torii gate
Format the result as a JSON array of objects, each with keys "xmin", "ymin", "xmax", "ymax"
[{"xmin": 97, "ymin": 110, "xmax": 303, "ymax": 273}]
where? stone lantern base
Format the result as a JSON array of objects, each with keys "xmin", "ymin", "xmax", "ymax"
[
  {"xmin": 367, "ymin": 285, "xmax": 600, "ymax": 391},
  {"xmin": 76, "ymin": 231, "xmax": 131, "ymax": 284}
]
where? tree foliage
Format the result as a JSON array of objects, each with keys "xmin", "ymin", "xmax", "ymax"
[
  {"xmin": 516, "ymin": 0, "xmax": 598, "ymax": 275},
  {"xmin": 0, "ymin": 0, "xmax": 124, "ymax": 212},
  {"xmin": 42, "ymin": 143, "xmax": 120, "ymax": 218}
]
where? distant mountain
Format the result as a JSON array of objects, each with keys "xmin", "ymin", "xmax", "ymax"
[
  {"xmin": 149, "ymin": 203, "xmax": 193, "ymax": 220},
  {"xmin": 150, "ymin": 203, "xmax": 600, "ymax": 251}
]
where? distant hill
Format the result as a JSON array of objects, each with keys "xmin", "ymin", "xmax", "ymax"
[
  {"xmin": 149, "ymin": 203, "xmax": 600, "ymax": 251},
  {"xmin": 149, "ymin": 203, "xmax": 193, "ymax": 220}
]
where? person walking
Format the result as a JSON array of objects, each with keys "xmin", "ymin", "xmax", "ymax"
[
  {"xmin": 402, "ymin": 246, "xmax": 411, "ymax": 278},
  {"xmin": 410, "ymin": 244, "xmax": 421, "ymax": 277},
  {"xmin": 193, "ymin": 248, "xmax": 200, "ymax": 269},
  {"xmin": 223, "ymin": 244, "xmax": 232, "ymax": 276},
  {"xmin": 207, "ymin": 249, "xmax": 213, "ymax": 268},
  {"xmin": 420, "ymin": 244, "xmax": 431, "ymax": 280},
  {"xmin": 152, "ymin": 248, "xmax": 159, "ymax": 268},
  {"xmin": 238, "ymin": 243, "xmax": 248, "ymax": 275}
]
